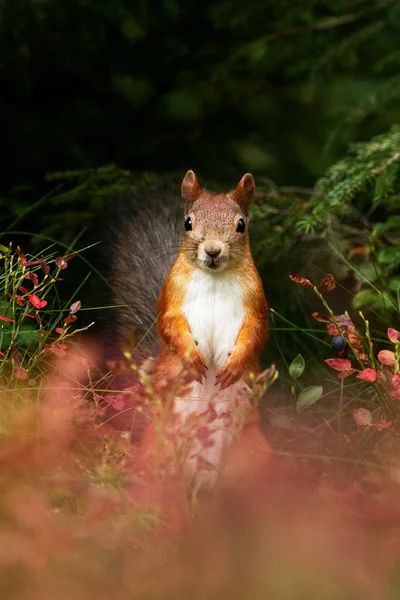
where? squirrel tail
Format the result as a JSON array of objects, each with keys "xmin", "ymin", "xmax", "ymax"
[{"xmin": 99, "ymin": 187, "xmax": 182, "ymax": 366}]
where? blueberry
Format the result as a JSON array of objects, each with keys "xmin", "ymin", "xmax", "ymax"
[{"xmin": 331, "ymin": 335, "xmax": 347, "ymax": 350}]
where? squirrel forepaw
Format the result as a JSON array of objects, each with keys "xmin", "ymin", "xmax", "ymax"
[{"xmin": 215, "ymin": 360, "xmax": 244, "ymax": 390}]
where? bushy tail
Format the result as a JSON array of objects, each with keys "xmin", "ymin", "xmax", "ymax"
[{"xmin": 101, "ymin": 188, "xmax": 182, "ymax": 364}]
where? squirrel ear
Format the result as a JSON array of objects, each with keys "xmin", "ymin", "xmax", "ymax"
[
  {"xmin": 181, "ymin": 170, "xmax": 201, "ymax": 210},
  {"xmin": 233, "ymin": 173, "xmax": 255, "ymax": 213}
]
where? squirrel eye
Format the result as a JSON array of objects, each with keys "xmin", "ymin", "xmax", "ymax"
[
  {"xmin": 184, "ymin": 217, "xmax": 192, "ymax": 231},
  {"xmin": 236, "ymin": 218, "xmax": 246, "ymax": 233}
]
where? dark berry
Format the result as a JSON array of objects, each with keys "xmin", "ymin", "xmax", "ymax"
[{"xmin": 331, "ymin": 335, "xmax": 347, "ymax": 350}]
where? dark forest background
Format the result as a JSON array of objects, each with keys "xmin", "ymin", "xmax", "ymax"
[{"xmin": 1, "ymin": 0, "xmax": 400, "ymax": 368}]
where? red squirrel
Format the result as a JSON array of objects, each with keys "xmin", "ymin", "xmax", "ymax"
[{"xmin": 154, "ymin": 170, "xmax": 268, "ymax": 473}]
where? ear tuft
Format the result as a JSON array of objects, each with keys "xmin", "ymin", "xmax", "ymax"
[
  {"xmin": 233, "ymin": 173, "xmax": 255, "ymax": 213},
  {"xmin": 181, "ymin": 170, "xmax": 201, "ymax": 210}
]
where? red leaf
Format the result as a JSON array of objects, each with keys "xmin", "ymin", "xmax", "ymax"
[
  {"xmin": 64, "ymin": 315, "xmax": 77, "ymax": 324},
  {"xmin": 18, "ymin": 286, "xmax": 29, "ymax": 295},
  {"xmin": 70, "ymin": 300, "xmax": 81, "ymax": 315},
  {"xmin": 55, "ymin": 257, "xmax": 68, "ymax": 270},
  {"xmin": 375, "ymin": 418, "xmax": 393, "ymax": 431},
  {"xmin": 392, "ymin": 372, "xmax": 400, "ymax": 390},
  {"xmin": 325, "ymin": 358, "xmax": 352, "ymax": 371},
  {"xmin": 55, "ymin": 327, "xmax": 63, "ymax": 334},
  {"xmin": 105, "ymin": 394, "xmax": 126, "ymax": 412},
  {"xmin": 388, "ymin": 328, "xmax": 400, "ymax": 344},
  {"xmin": 312, "ymin": 312, "xmax": 331, "ymax": 323},
  {"xmin": 337, "ymin": 368, "xmax": 357, "ymax": 379},
  {"xmin": 16, "ymin": 296, "xmax": 25, "ymax": 306},
  {"xmin": 14, "ymin": 365, "xmax": 28, "ymax": 380},
  {"xmin": 65, "ymin": 252, "xmax": 77, "ymax": 261},
  {"xmin": 353, "ymin": 408, "xmax": 372, "ymax": 427},
  {"xmin": 0, "ymin": 315, "xmax": 15, "ymax": 323},
  {"xmin": 40, "ymin": 257, "xmax": 50, "ymax": 275},
  {"xmin": 377, "ymin": 350, "xmax": 396, "ymax": 366},
  {"xmin": 24, "ymin": 314, "xmax": 35, "ymax": 319},
  {"xmin": 47, "ymin": 344, "xmax": 67, "ymax": 358},
  {"xmin": 288, "ymin": 274, "xmax": 313, "ymax": 289},
  {"xmin": 24, "ymin": 272, "xmax": 39, "ymax": 286},
  {"xmin": 318, "ymin": 274, "xmax": 336, "ymax": 295},
  {"xmin": 326, "ymin": 314, "xmax": 368, "ymax": 363},
  {"xmin": 0, "ymin": 351, "xmax": 5, "ymax": 357},
  {"xmin": 356, "ymin": 368, "xmax": 377, "ymax": 382},
  {"xmin": 348, "ymin": 246, "xmax": 369, "ymax": 259},
  {"xmin": 29, "ymin": 294, "xmax": 47, "ymax": 309}
]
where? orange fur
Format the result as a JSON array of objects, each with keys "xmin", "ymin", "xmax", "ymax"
[{"xmin": 156, "ymin": 244, "xmax": 268, "ymax": 389}]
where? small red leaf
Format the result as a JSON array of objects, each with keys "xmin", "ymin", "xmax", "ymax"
[
  {"xmin": 0, "ymin": 351, "xmax": 5, "ymax": 357},
  {"xmin": 55, "ymin": 257, "xmax": 68, "ymax": 270},
  {"xmin": 325, "ymin": 358, "xmax": 352, "ymax": 371},
  {"xmin": 105, "ymin": 394, "xmax": 126, "ymax": 412},
  {"xmin": 29, "ymin": 294, "xmax": 48, "ymax": 309},
  {"xmin": 356, "ymin": 368, "xmax": 377, "ymax": 382},
  {"xmin": 65, "ymin": 252, "xmax": 77, "ymax": 261},
  {"xmin": 353, "ymin": 408, "xmax": 372, "ymax": 427},
  {"xmin": 47, "ymin": 344, "xmax": 67, "ymax": 358},
  {"xmin": 18, "ymin": 286, "xmax": 29, "ymax": 295},
  {"xmin": 388, "ymin": 328, "xmax": 400, "ymax": 344},
  {"xmin": 55, "ymin": 327, "xmax": 63, "ymax": 334},
  {"xmin": 377, "ymin": 350, "xmax": 396, "ymax": 366},
  {"xmin": 0, "ymin": 315, "xmax": 15, "ymax": 323},
  {"xmin": 40, "ymin": 257, "xmax": 50, "ymax": 275},
  {"xmin": 392, "ymin": 372, "xmax": 400, "ymax": 390},
  {"xmin": 375, "ymin": 418, "xmax": 393, "ymax": 431},
  {"xmin": 70, "ymin": 300, "xmax": 81, "ymax": 315},
  {"xmin": 318, "ymin": 274, "xmax": 336, "ymax": 295},
  {"xmin": 337, "ymin": 368, "xmax": 357, "ymax": 379},
  {"xmin": 64, "ymin": 315, "xmax": 77, "ymax": 324},
  {"xmin": 312, "ymin": 312, "xmax": 331, "ymax": 323},
  {"xmin": 25, "ymin": 272, "xmax": 39, "ymax": 286},
  {"xmin": 14, "ymin": 365, "xmax": 28, "ymax": 380},
  {"xmin": 289, "ymin": 274, "xmax": 313, "ymax": 289}
]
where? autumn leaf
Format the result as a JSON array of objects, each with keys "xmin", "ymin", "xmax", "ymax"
[
  {"xmin": 312, "ymin": 312, "xmax": 331, "ymax": 323},
  {"xmin": 288, "ymin": 274, "xmax": 313, "ymax": 288},
  {"xmin": 64, "ymin": 315, "xmax": 77, "ymax": 324},
  {"xmin": 388, "ymin": 328, "xmax": 400, "ymax": 344},
  {"xmin": 326, "ymin": 314, "xmax": 368, "ymax": 363},
  {"xmin": 392, "ymin": 372, "xmax": 400, "ymax": 389},
  {"xmin": 47, "ymin": 344, "xmax": 67, "ymax": 358},
  {"xmin": 70, "ymin": 300, "xmax": 81, "ymax": 315},
  {"xmin": 0, "ymin": 315, "xmax": 15, "ymax": 323},
  {"xmin": 377, "ymin": 350, "xmax": 396, "ymax": 366},
  {"xmin": 325, "ymin": 358, "xmax": 352, "ymax": 371},
  {"xmin": 13, "ymin": 365, "xmax": 28, "ymax": 380},
  {"xmin": 353, "ymin": 408, "xmax": 372, "ymax": 427},
  {"xmin": 356, "ymin": 368, "xmax": 377, "ymax": 382},
  {"xmin": 55, "ymin": 257, "xmax": 68, "ymax": 270},
  {"xmin": 375, "ymin": 419, "xmax": 393, "ymax": 431},
  {"xmin": 55, "ymin": 327, "xmax": 63, "ymax": 334},
  {"xmin": 29, "ymin": 294, "xmax": 48, "ymax": 309},
  {"xmin": 318, "ymin": 274, "xmax": 336, "ymax": 295},
  {"xmin": 24, "ymin": 272, "xmax": 39, "ymax": 286},
  {"xmin": 40, "ymin": 257, "xmax": 50, "ymax": 275},
  {"xmin": 337, "ymin": 368, "xmax": 357, "ymax": 379}
]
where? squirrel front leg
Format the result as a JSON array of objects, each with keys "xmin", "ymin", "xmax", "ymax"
[
  {"xmin": 216, "ymin": 299, "xmax": 268, "ymax": 390},
  {"xmin": 158, "ymin": 310, "xmax": 207, "ymax": 382}
]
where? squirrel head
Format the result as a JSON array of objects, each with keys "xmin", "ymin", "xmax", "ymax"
[{"xmin": 180, "ymin": 170, "xmax": 255, "ymax": 273}]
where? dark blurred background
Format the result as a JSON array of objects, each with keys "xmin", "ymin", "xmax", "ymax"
[{"xmin": 1, "ymin": 0, "xmax": 400, "ymax": 375}]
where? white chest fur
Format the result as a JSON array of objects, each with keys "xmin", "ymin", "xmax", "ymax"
[
  {"xmin": 176, "ymin": 269, "xmax": 248, "ymax": 475},
  {"xmin": 182, "ymin": 269, "xmax": 244, "ymax": 368}
]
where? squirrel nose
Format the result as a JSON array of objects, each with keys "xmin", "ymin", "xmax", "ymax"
[{"xmin": 205, "ymin": 247, "xmax": 221, "ymax": 258}]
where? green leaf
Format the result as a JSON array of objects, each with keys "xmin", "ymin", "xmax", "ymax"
[
  {"xmin": 289, "ymin": 354, "xmax": 305, "ymax": 380},
  {"xmin": 0, "ymin": 244, "xmax": 9, "ymax": 253},
  {"xmin": 296, "ymin": 386, "xmax": 323, "ymax": 412}
]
